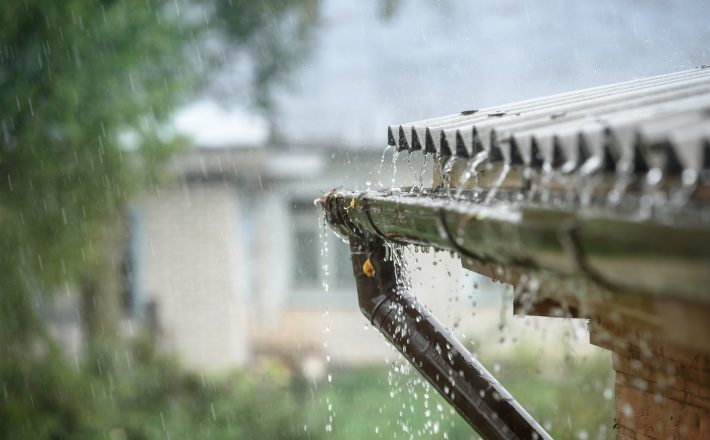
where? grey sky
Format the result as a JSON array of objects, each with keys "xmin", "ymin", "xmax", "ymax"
[
  {"xmin": 273, "ymin": 0, "xmax": 710, "ymax": 148},
  {"xmin": 177, "ymin": 0, "xmax": 710, "ymax": 148}
]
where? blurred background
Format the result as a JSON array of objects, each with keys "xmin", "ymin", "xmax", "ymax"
[{"xmin": 1, "ymin": 0, "xmax": 709, "ymax": 438}]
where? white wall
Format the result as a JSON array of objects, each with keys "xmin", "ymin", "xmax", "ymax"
[{"xmin": 138, "ymin": 182, "xmax": 250, "ymax": 370}]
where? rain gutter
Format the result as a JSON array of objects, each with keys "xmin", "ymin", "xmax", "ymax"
[{"xmin": 318, "ymin": 191, "xmax": 555, "ymax": 439}]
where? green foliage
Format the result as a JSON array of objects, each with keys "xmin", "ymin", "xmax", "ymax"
[
  {"xmin": 0, "ymin": 0, "xmax": 320, "ymax": 437},
  {"xmin": 0, "ymin": 0, "xmax": 196, "ymax": 342},
  {"xmin": 0, "ymin": 0, "xmax": 320, "ymax": 326},
  {"xmin": 488, "ymin": 348, "xmax": 614, "ymax": 439},
  {"xmin": 210, "ymin": 0, "xmax": 320, "ymax": 109},
  {"xmin": 0, "ymin": 338, "xmax": 311, "ymax": 439},
  {"xmin": 305, "ymin": 364, "xmax": 471, "ymax": 438},
  {"xmin": 308, "ymin": 349, "xmax": 614, "ymax": 439}
]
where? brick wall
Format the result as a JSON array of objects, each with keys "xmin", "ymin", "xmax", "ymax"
[
  {"xmin": 614, "ymin": 348, "xmax": 710, "ymax": 440},
  {"xmin": 591, "ymin": 315, "xmax": 710, "ymax": 440},
  {"xmin": 139, "ymin": 182, "xmax": 250, "ymax": 370}
]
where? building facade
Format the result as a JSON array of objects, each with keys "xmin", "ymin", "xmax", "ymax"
[{"xmin": 123, "ymin": 145, "xmax": 490, "ymax": 372}]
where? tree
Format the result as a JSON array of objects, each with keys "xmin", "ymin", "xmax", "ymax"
[{"xmin": 0, "ymin": 0, "xmax": 318, "ymax": 437}]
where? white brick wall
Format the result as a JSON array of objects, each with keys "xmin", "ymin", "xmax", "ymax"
[{"xmin": 139, "ymin": 182, "xmax": 250, "ymax": 370}]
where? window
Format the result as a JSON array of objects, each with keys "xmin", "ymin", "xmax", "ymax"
[
  {"xmin": 291, "ymin": 200, "xmax": 353, "ymax": 293},
  {"xmin": 293, "ymin": 226, "xmax": 319, "ymax": 287},
  {"xmin": 332, "ymin": 235, "xmax": 354, "ymax": 288}
]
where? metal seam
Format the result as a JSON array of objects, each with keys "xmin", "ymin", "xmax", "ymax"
[
  {"xmin": 436, "ymin": 208, "xmax": 489, "ymax": 263},
  {"xmin": 335, "ymin": 195, "xmax": 367, "ymax": 242},
  {"xmin": 361, "ymin": 197, "xmax": 410, "ymax": 246},
  {"xmin": 559, "ymin": 219, "xmax": 619, "ymax": 292}
]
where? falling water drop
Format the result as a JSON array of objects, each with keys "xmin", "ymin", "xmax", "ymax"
[
  {"xmin": 377, "ymin": 145, "xmax": 393, "ymax": 188},
  {"xmin": 484, "ymin": 164, "xmax": 511, "ymax": 205}
]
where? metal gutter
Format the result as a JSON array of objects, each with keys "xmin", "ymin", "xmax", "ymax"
[
  {"xmin": 318, "ymin": 67, "xmax": 710, "ymax": 437},
  {"xmin": 347, "ymin": 234, "xmax": 551, "ymax": 440},
  {"xmin": 320, "ymin": 189, "xmax": 710, "ymax": 303}
]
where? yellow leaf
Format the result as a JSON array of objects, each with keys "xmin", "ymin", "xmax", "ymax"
[{"xmin": 362, "ymin": 257, "xmax": 375, "ymax": 278}]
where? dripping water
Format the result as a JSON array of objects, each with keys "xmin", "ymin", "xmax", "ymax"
[
  {"xmin": 376, "ymin": 145, "xmax": 393, "ymax": 188},
  {"xmin": 669, "ymin": 169, "xmax": 699, "ymax": 211},
  {"xmin": 317, "ymin": 213, "xmax": 335, "ymax": 434},
  {"xmin": 418, "ymin": 153, "xmax": 430, "ymax": 189},
  {"xmin": 406, "ymin": 153, "xmax": 418, "ymax": 193},
  {"xmin": 440, "ymin": 156, "xmax": 458, "ymax": 190},
  {"xmin": 454, "ymin": 152, "xmax": 488, "ymax": 199},
  {"xmin": 483, "ymin": 164, "xmax": 511, "ymax": 205},
  {"xmin": 383, "ymin": 244, "xmax": 458, "ymax": 439},
  {"xmin": 318, "ymin": 214, "xmax": 330, "ymax": 293},
  {"xmin": 520, "ymin": 165, "xmax": 538, "ymax": 203},
  {"xmin": 576, "ymin": 173, "xmax": 603, "ymax": 208},
  {"xmin": 606, "ymin": 166, "xmax": 632, "ymax": 208},
  {"xmin": 538, "ymin": 162, "xmax": 555, "ymax": 205},
  {"xmin": 391, "ymin": 150, "xmax": 400, "ymax": 189}
]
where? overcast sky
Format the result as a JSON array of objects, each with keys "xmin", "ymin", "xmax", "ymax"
[{"xmin": 176, "ymin": 0, "xmax": 710, "ymax": 148}]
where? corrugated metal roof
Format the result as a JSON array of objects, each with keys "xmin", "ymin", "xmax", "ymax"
[{"xmin": 388, "ymin": 67, "xmax": 710, "ymax": 177}]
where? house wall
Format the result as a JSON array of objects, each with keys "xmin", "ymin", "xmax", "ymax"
[
  {"xmin": 138, "ymin": 182, "xmax": 250, "ymax": 370},
  {"xmin": 129, "ymin": 148, "xmax": 537, "ymax": 372},
  {"xmin": 245, "ymin": 150, "xmax": 494, "ymax": 367},
  {"xmin": 247, "ymin": 150, "xmax": 396, "ymax": 366}
]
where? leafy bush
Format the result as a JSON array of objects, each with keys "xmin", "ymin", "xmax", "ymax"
[
  {"xmin": 306, "ymin": 348, "xmax": 614, "ymax": 439},
  {"xmin": 0, "ymin": 338, "xmax": 311, "ymax": 440}
]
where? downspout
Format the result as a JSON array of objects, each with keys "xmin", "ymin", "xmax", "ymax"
[{"xmin": 348, "ymin": 234, "xmax": 551, "ymax": 440}]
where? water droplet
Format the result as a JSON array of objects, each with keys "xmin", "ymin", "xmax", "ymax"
[
  {"xmin": 603, "ymin": 388, "xmax": 613, "ymax": 400},
  {"xmin": 621, "ymin": 402, "xmax": 633, "ymax": 417}
]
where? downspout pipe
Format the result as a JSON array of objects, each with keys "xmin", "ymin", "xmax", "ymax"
[{"xmin": 349, "ymin": 235, "xmax": 551, "ymax": 440}]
